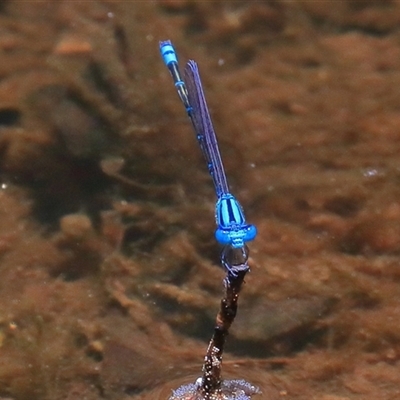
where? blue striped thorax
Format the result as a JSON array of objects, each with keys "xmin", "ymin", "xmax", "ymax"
[{"xmin": 215, "ymin": 194, "xmax": 257, "ymax": 248}]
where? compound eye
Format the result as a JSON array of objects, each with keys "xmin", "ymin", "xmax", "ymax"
[
  {"xmin": 244, "ymin": 225, "xmax": 257, "ymax": 242},
  {"xmin": 215, "ymin": 228, "xmax": 231, "ymax": 245}
]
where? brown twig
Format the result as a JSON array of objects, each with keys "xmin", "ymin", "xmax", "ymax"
[{"xmin": 199, "ymin": 246, "xmax": 250, "ymax": 399}]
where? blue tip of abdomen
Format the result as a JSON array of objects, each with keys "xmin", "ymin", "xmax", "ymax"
[{"xmin": 159, "ymin": 40, "xmax": 177, "ymax": 66}]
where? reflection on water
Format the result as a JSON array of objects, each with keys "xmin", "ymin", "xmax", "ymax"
[
  {"xmin": 135, "ymin": 371, "xmax": 284, "ymax": 400},
  {"xmin": 169, "ymin": 379, "xmax": 260, "ymax": 400}
]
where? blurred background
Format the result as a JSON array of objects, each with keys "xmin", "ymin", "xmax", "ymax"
[{"xmin": 0, "ymin": 1, "xmax": 399, "ymax": 399}]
